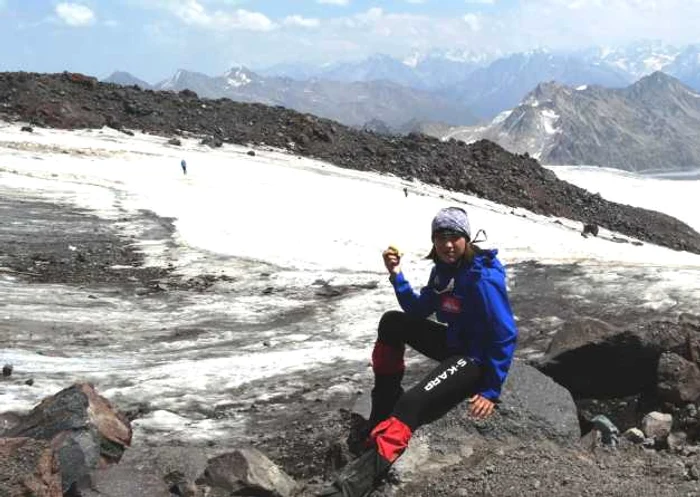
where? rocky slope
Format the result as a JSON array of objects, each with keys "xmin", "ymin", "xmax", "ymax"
[
  {"xmin": 2, "ymin": 70, "xmax": 700, "ymax": 255},
  {"xmin": 443, "ymin": 71, "xmax": 700, "ymax": 172}
]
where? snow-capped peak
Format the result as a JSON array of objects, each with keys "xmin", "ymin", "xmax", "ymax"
[
  {"xmin": 160, "ymin": 69, "xmax": 187, "ymax": 90},
  {"xmin": 223, "ymin": 67, "xmax": 253, "ymax": 88},
  {"xmin": 403, "ymin": 52, "xmax": 421, "ymax": 68}
]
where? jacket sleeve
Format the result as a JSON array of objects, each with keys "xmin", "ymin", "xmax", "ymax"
[
  {"xmin": 474, "ymin": 276, "xmax": 518, "ymax": 401},
  {"xmin": 390, "ymin": 269, "xmax": 437, "ymax": 319}
]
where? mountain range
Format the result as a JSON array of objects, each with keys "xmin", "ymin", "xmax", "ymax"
[
  {"xmin": 105, "ymin": 66, "xmax": 479, "ymax": 129},
  {"xmin": 105, "ymin": 41, "xmax": 700, "ymax": 126},
  {"xmin": 440, "ymin": 72, "xmax": 700, "ymax": 172}
]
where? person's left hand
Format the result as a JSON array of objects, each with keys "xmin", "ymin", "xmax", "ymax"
[{"xmin": 468, "ymin": 394, "xmax": 495, "ymax": 419}]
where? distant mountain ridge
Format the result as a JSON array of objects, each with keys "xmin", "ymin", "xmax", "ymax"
[
  {"xmin": 104, "ymin": 67, "xmax": 478, "ymax": 129},
  {"xmin": 441, "ymin": 72, "xmax": 700, "ymax": 172},
  {"xmin": 103, "ymin": 41, "xmax": 700, "ymax": 134},
  {"xmin": 438, "ymin": 50, "xmax": 632, "ymax": 119},
  {"xmin": 256, "ymin": 42, "xmax": 700, "ymax": 119}
]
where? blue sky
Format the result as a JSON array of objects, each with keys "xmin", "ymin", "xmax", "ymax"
[{"xmin": 1, "ymin": 0, "xmax": 699, "ymax": 83}]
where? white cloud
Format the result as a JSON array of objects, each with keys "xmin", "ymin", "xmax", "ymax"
[
  {"xmin": 317, "ymin": 0, "xmax": 350, "ymax": 5},
  {"xmin": 169, "ymin": 1, "xmax": 275, "ymax": 31},
  {"xmin": 55, "ymin": 3, "xmax": 95, "ymax": 26},
  {"xmin": 126, "ymin": 0, "xmax": 700, "ymax": 72},
  {"xmin": 463, "ymin": 13, "xmax": 481, "ymax": 31},
  {"xmin": 283, "ymin": 15, "xmax": 321, "ymax": 28}
]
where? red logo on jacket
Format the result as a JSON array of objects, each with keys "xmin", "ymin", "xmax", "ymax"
[{"xmin": 440, "ymin": 295, "xmax": 462, "ymax": 313}]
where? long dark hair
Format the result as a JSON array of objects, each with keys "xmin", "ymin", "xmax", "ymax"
[{"xmin": 426, "ymin": 240, "xmax": 483, "ymax": 264}]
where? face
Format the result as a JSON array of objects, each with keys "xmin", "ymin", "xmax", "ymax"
[{"xmin": 433, "ymin": 232, "xmax": 467, "ymax": 264}]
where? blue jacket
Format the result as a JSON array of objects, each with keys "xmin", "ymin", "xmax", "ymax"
[{"xmin": 391, "ymin": 249, "xmax": 518, "ymax": 400}]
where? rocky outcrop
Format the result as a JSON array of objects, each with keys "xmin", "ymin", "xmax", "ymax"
[
  {"xmin": 1, "ymin": 71, "xmax": 700, "ymax": 255},
  {"xmin": 6, "ymin": 382, "xmax": 132, "ymax": 493},
  {"xmin": 538, "ymin": 314, "xmax": 700, "ymax": 400}
]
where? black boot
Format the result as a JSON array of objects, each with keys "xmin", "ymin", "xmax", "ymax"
[
  {"xmin": 317, "ymin": 449, "xmax": 392, "ymax": 497},
  {"xmin": 346, "ymin": 413, "xmax": 372, "ymax": 457},
  {"xmin": 368, "ymin": 372, "xmax": 404, "ymax": 428}
]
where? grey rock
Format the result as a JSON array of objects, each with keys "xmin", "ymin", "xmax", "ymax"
[
  {"xmin": 657, "ymin": 352, "xmax": 700, "ymax": 405},
  {"xmin": 386, "ymin": 361, "xmax": 579, "ymax": 482},
  {"xmin": 591, "ymin": 415, "xmax": 620, "ymax": 446},
  {"xmin": 538, "ymin": 315, "xmax": 700, "ymax": 398},
  {"xmin": 642, "ymin": 412, "xmax": 673, "ymax": 441},
  {"xmin": 81, "ymin": 446, "xmax": 208, "ymax": 497},
  {"xmin": 198, "ymin": 447, "xmax": 297, "ymax": 497}
]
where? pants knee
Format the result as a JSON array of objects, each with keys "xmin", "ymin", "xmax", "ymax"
[{"xmin": 378, "ymin": 310, "xmax": 406, "ymax": 344}]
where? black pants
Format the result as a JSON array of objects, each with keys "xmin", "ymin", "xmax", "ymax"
[{"xmin": 373, "ymin": 310, "xmax": 482, "ymax": 431}]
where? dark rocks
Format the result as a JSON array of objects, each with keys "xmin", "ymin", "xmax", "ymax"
[
  {"xmin": 537, "ymin": 315, "xmax": 700, "ymax": 399},
  {"xmin": 20, "ymin": 125, "xmax": 33, "ymax": 132},
  {"xmin": 582, "ymin": 223, "xmax": 599, "ymax": 237},
  {"xmin": 80, "ymin": 445, "xmax": 209, "ymax": 497},
  {"xmin": 6, "ymin": 383, "xmax": 132, "ymax": 493},
  {"xmin": 1, "ymin": 71, "xmax": 699, "ymax": 255},
  {"xmin": 179, "ymin": 89, "xmax": 198, "ymax": 99},
  {"xmin": 200, "ymin": 135, "xmax": 223, "ymax": 148},
  {"xmin": 247, "ymin": 150, "xmax": 256, "ymax": 156},
  {"xmin": 168, "ymin": 137, "xmax": 182, "ymax": 146},
  {"xmin": 2, "ymin": 364, "xmax": 12, "ymax": 377},
  {"xmin": 657, "ymin": 352, "xmax": 700, "ymax": 404}
]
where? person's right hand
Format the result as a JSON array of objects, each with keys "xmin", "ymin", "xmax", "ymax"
[{"xmin": 382, "ymin": 245, "xmax": 402, "ymax": 275}]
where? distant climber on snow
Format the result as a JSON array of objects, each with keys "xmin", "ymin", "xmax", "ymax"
[{"xmin": 181, "ymin": 159, "xmax": 187, "ymax": 175}]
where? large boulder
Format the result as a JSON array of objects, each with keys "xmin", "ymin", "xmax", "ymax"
[
  {"xmin": 0, "ymin": 437, "xmax": 62, "ymax": 497},
  {"xmin": 354, "ymin": 360, "xmax": 579, "ymax": 481},
  {"xmin": 537, "ymin": 315, "xmax": 700, "ymax": 398},
  {"xmin": 6, "ymin": 382, "xmax": 132, "ymax": 492},
  {"xmin": 657, "ymin": 352, "xmax": 700, "ymax": 404}
]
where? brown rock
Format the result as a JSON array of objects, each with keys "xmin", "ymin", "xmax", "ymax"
[{"xmin": 0, "ymin": 437, "xmax": 62, "ymax": 497}]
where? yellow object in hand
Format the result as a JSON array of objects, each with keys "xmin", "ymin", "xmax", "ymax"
[{"xmin": 388, "ymin": 244, "xmax": 404, "ymax": 257}]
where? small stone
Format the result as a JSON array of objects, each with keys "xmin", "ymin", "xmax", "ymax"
[
  {"xmin": 642, "ymin": 411, "xmax": 673, "ymax": 441},
  {"xmin": 668, "ymin": 431, "xmax": 688, "ymax": 452},
  {"xmin": 2, "ymin": 364, "xmax": 12, "ymax": 377},
  {"xmin": 25, "ymin": 378, "xmax": 34, "ymax": 386},
  {"xmin": 622, "ymin": 427, "xmax": 645, "ymax": 444},
  {"xmin": 247, "ymin": 150, "xmax": 256, "ymax": 156}
]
